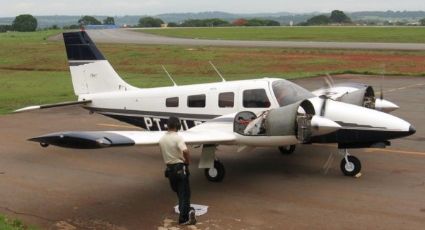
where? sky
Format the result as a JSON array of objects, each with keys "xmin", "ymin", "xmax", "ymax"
[{"xmin": 0, "ymin": 0, "xmax": 425, "ymax": 17}]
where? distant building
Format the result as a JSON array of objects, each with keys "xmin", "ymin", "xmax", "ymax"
[{"xmin": 161, "ymin": 23, "xmax": 168, "ymax": 28}]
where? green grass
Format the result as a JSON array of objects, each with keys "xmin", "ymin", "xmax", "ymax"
[
  {"xmin": 0, "ymin": 214, "xmax": 39, "ymax": 230},
  {"xmin": 139, "ymin": 27, "xmax": 425, "ymax": 43},
  {"xmin": 1, "ymin": 30, "xmax": 425, "ymax": 114}
]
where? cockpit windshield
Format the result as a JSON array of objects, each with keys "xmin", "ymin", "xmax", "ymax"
[{"xmin": 272, "ymin": 80, "xmax": 315, "ymax": 107}]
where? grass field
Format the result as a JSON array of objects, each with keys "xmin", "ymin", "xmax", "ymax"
[
  {"xmin": 139, "ymin": 27, "xmax": 425, "ymax": 43},
  {"xmin": 1, "ymin": 30, "xmax": 425, "ymax": 114},
  {"xmin": 0, "ymin": 214, "xmax": 38, "ymax": 230}
]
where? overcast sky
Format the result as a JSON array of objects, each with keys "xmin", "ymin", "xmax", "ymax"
[{"xmin": 1, "ymin": 0, "xmax": 425, "ymax": 17}]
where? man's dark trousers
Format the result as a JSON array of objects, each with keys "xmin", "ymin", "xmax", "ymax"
[{"xmin": 167, "ymin": 163, "xmax": 191, "ymax": 223}]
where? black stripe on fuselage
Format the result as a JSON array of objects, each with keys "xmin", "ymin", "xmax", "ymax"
[
  {"xmin": 310, "ymin": 128, "xmax": 412, "ymax": 146},
  {"xmin": 87, "ymin": 107, "xmax": 220, "ymax": 120},
  {"xmin": 86, "ymin": 107, "xmax": 221, "ymax": 131}
]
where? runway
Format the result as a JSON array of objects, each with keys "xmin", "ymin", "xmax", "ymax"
[
  {"xmin": 73, "ymin": 29, "xmax": 425, "ymax": 51},
  {"xmin": 0, "ymin": 75, "xmax": 424, "ymax": 229}
]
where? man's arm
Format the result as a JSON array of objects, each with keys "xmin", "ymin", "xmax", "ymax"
[
  {"xmin": 178, "ymin": 137, "xmax": 190, "ymax": 164},
  {"xmin": 183, "ymin": 149, "xmax": 190, "ymax": 165}
]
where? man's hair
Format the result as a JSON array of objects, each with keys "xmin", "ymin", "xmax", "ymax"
[{"xmin": 167, "ymin": 116, "xmax": 181, "ymax": 130}]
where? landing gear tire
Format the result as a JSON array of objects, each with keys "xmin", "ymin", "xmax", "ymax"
[
  {"xmin": 204, "ymin": 160, "xmax": 225, "ymax": 182},
  {"xmin": 278, "ymin": 145, "xmax": 296, "ymax": 155},
  {"xmin": 40, "ymin": 142, "xmax": 49, "ymax": 148},
  {"xmin": 340, "ymin": 155, "xmax": 361, "ymax": 177}
]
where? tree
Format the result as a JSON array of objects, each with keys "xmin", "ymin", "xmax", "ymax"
[
  {"xmin": 138, "ymin": 17, "xmax": 164, "ymax": 27},
  {"xmin": 78, "ymin": 16, "xmax": 101, "ymax": 26},
  {"xmin": 306, "ymin": 15, "xmax": 331, "ymax": 25},
  {"xmin": 103, "ymin": 17, "xmax": 115, "ymax": 25},
  {"xmin": 245, "ymin": 19, "xmax": 265, "ymax": 26},
  {"xmin": 263, "ymin": 19, "xmax": 280, "ymax": 26},
  {"xmin": 203, "ymin": 18, "xmax": 230, "ymax": 27},
  {"xmin": 63, "ymin": 24, "xmax": 80, "ymax": 30},
  {"xmin": 12, "ymin": 14, "xmax": 37, "ymax": 32},
  {"xmin": 232, "ymin": 18, "xmax": 247, "ymax": 26},
  {"xmin": 167, "ymin": 22, "xmax": 179, "ymax": 27},
  {"xmin": 244, "ymin": 18, "xmax": 280, "ymax": 26},
  {"xmin": 420, "ymin": 18, "xmax": 425, "ymax": 26},
  {"xmin": 0, "ymin": 25, "xmax": 13, "ymax": 33},
  {"xmin": 330, "ymin": 10, "xmax": 351, "ymax": 24}
]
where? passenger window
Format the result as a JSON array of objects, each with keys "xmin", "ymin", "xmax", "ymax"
[
  {"xmin": 188, "ymin": 94, "xmax": 206, "ymax": 108},
  {"xmin": 243, "ymin": 89, "xmax": 271, "ymax": 108},
  {"xmin": 166, "ymin": 97, "xmax": 179, "ymax": 107},
  {"xmin": 219, "ymin": 92, "xmax": 234, "ymax": 108}
]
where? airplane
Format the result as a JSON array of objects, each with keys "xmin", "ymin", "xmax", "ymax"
[{"xmin": 18, "ymin": 31, "xmax": 416, "ymax": 182}]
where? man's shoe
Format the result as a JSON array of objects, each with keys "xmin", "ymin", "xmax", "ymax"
[
  {"xmin": 181, "ymin": 208, "xmax": 197, "ymax": 225},
  {"xmin": 189, "ymin": 208, "xmax": 197, "ymax": 225}
]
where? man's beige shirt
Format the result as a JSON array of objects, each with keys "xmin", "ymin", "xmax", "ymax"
[{"xmin": 159, "ymin": 131, "xmax": 188, "ymax": 164}]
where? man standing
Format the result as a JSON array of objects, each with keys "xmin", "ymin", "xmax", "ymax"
[{"xmin": 159, "ymin": 116, "xmax": 196, "ymax": 225}]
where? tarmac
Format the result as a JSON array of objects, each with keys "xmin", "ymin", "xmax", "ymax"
[
  {"xmin": 0, "ymin": 75, "xmax": 424, "ymax": 229},
  {"xmin": 74, "ymin": 29, "xmax": 425, "ymax": 51}
]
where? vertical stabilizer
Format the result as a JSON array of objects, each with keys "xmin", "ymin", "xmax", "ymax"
[{"xmin": 63, "ymin": 31, "xmax": 136, "ymax": 95}]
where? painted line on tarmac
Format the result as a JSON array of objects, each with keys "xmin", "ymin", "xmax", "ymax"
[
  {"xmin": 385, "ymin": 83, "xmax": 425, "ymax": 93},
  {"xmin": 96, "ymin": 123, "xmax": 139, "ymax": 129},
  {"xmin": 364, "ymin": 148, "xmax": 425, "ymax": 156}
]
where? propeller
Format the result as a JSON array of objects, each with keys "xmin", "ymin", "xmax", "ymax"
[
  {"xmin": 319, "ymin": 73, "xmax": 335, "ymax": 116},
  {"xmin": 380, "ymin": 65, "xmax": 385, "ymax": 100}
]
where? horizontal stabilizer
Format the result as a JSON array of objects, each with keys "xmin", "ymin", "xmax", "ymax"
[
  {"xmin": 14, "ymin": 100, "xmax": 92, "ymax": 113},
  {"xmin": 29, "ymin": 131, "xmax": 135, "ymax": 149}
]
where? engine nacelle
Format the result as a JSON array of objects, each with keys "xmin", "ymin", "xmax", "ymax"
[
  {"xmin": 233, "ymin": 100, "xmax": 339, "ymax": 144},
  {"xmin": 335, "ymin": 83, "xmax": 376, "ymax": 109}
]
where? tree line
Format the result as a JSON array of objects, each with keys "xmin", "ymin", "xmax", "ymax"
[
  {"xmin": 138, "ymin": 17, "xmax": 280, "ymax": 27},
  {"xmin": 2, "ymin": 11, "xmax": 425, "ymax": 33}
]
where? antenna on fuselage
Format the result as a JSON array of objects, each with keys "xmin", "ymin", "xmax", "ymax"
[
  {"xmin": 161, "ymin": 65, "xmax": 177, "ymax": 87},
  {"xmin": 209, "ymin": 61, "xmax": 226, "ymax": 82}
]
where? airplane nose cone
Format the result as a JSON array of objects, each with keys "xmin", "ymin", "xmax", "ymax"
[{"xmin": 408, "ymin": 125, "xmax": 416, "ymax": 135}]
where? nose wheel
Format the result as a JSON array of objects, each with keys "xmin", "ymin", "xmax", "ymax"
[
  {"xmin": 204, "ymin": 160, "xmax": 225, "ymax": 182},
  {"xmin": 339, "ymin": 150, "xmax": 361, "ymax": 177},
  {"xmin": 278, "ymin": 145, "xmax": 296, "ymax": 155}
]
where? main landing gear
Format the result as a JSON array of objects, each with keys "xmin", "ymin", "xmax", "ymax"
[
  {"xmin": 339, "ymin": 149, "xmax": 361, "ymax": 177},
  {"xmin": 204, "ymin": 160, "xmax": 225, "ymax": 182},
  {"xmin": 199, "ymin": 145, "xmax": 226, "ymax": 182}
]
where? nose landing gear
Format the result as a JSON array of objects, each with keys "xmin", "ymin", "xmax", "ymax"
[{"xmin": 278, "ymin": 145, "xmax": 296, "ymax": 155}]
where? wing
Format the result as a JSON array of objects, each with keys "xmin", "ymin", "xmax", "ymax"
[
  {"xmin": 29, "ymin": 114, "xmax": 236, "ymax": 149},
  {"xmin": 311, "ymin": 83, "xmax": 370, "ymax": 100}
]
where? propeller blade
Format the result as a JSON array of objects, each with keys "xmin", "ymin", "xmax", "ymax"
[
  {"xmin": 380, "ymin": 64, "xmax": 386, "ymax": 100},
  {"xmin": 320, "ymin": 74, "xmax": 334, "ymax": 117},
  {"xmin": 320, "ymin": 95, "xmax": 328, "ymax": 116},
  {"xmin": 380, "ymin": 85, "xmax": 384, "ymax": 100},
  {"xmin": 325, "ymin": 73, "xmax": 335, "ymax": 87}
]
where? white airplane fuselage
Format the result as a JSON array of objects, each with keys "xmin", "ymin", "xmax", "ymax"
[
  {"xmin": 77, "ymin": 77, "xmax": 413, "ymax": 148},
  {"xmin": 81, "ymin": 78, "xmax": 279, "ymax": 131}
]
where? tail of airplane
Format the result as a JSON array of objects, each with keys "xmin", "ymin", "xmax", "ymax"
[{"xmin": 63, "ymin": 31, "xmax": 135, "ymax": 96}]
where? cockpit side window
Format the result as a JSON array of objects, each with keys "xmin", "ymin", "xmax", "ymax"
[{"xmin": 243, "ymin": 89, "xmax": 271, "ymax": 108}]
